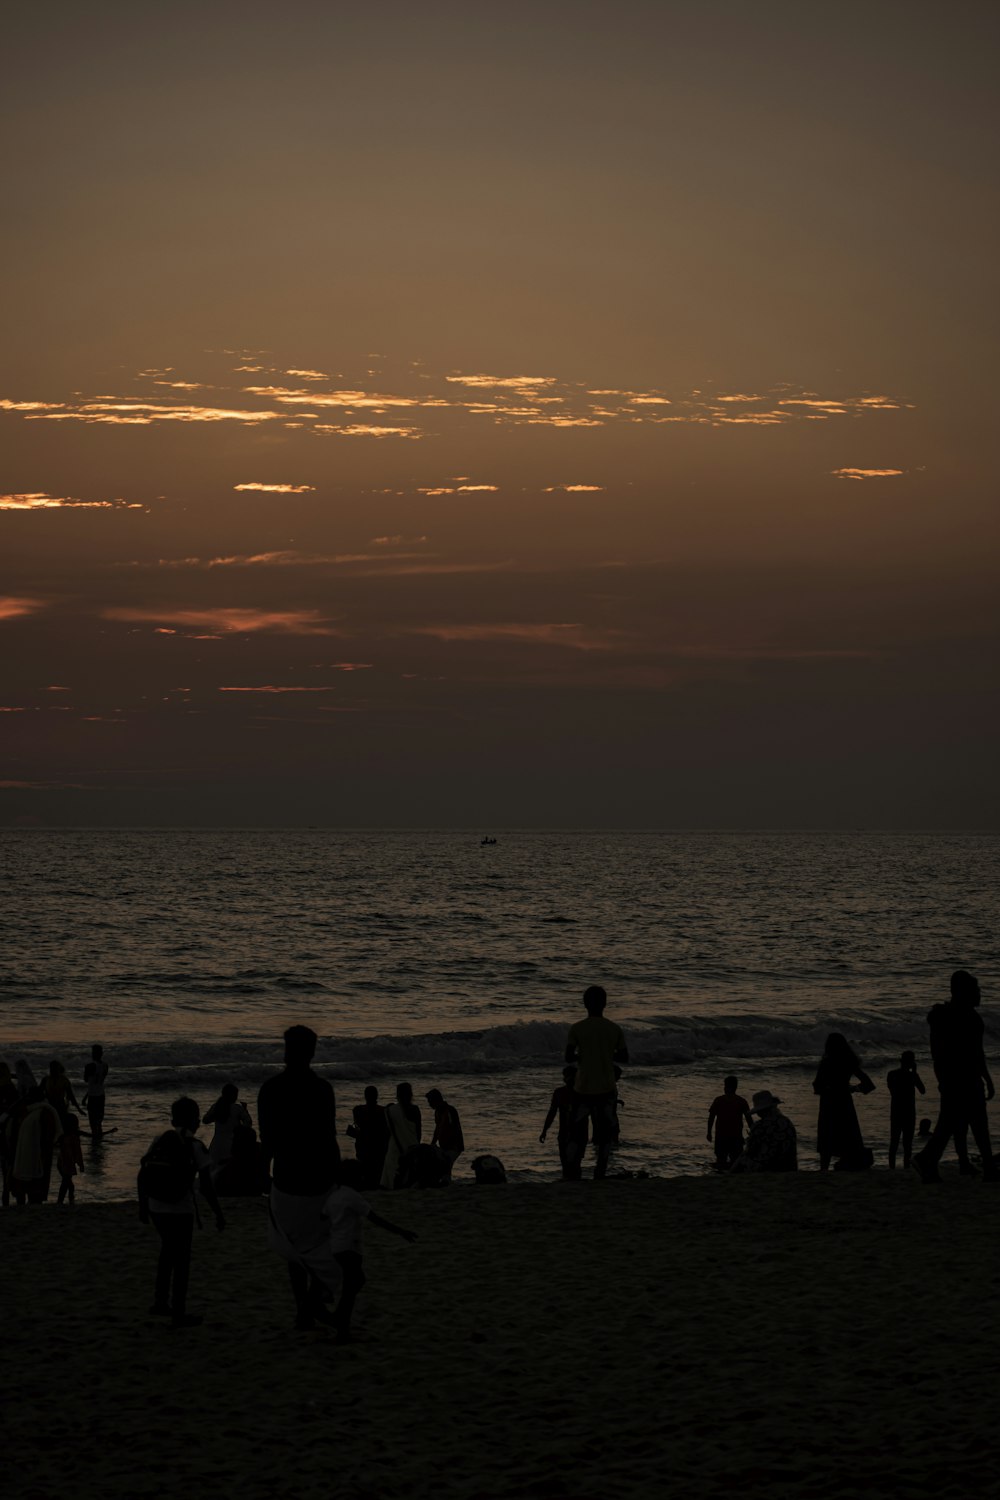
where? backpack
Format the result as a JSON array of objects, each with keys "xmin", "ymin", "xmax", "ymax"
[
  {"xmin": 137, "ymin": 1131, "xmax": 197, "ymax": 1204},
  {"xmin": 471, "ymin": 1153, "xmax": 507, "ymax": 1185}
]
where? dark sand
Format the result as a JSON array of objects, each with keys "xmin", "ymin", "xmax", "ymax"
[{"xmin": 4, "ymin": 1172, "xmax": 999, "ymax": 1499}]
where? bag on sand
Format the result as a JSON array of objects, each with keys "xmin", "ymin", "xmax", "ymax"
[
  {"xmin": 137, "ymin": 1131, "xmax": 197, "ymax": 1203},
  {"xmin": 471, "ymin": 1153, "xmax": 507, "ymax": 1185}
]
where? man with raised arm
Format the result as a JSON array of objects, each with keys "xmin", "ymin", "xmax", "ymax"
[{"xmin": 564, "ymin": 985, "xmax": 629, "ymax": 1181}]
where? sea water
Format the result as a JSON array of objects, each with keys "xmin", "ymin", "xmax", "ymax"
[{"xmin": 2, "ymin": 829, "xmax": 997, "ymax": 1200}]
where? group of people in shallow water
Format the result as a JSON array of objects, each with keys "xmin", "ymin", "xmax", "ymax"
[{"xmin": 0, "ymin": 1047, "xmax": 109, "ymax": 1207}]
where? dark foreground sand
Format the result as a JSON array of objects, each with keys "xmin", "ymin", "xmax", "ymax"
[{"xmin": 4, "ymin": 1172, "xmax": 999, "ymax": 1500}]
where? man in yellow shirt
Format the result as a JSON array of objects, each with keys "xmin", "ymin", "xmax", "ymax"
[{"xmin": 564, "ymin": 986, "xmax": 629, "ymax": 1179}]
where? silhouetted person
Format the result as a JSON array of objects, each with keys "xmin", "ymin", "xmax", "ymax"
[
  {"xmin": 323, "ymin": 1159, "xmax": 417, "ymax": 1342},
  {"xmin": 258, "ymin": 1025, "xmax": 341, "ymax": 1330},
  {"xmin": 9, "ymin": 1093, "xmax": 62, "ymax": 1204},
  {"xmin": 813, "ymin": 1033, "xmax": 875, "ymax": 1171},
  {"xmin": 82, "ymin": 1044, "xmax": 108, "ymax": 1139},
  {"xmin": 730, "ymin": 1091, "xmax": 798, "ymax": 1172},
  {"xmin": 914, "ymin": 971, "xmax": 997, "ymax": 1183},
  {"xmin": 707, "ymin": 1075, "xmax": 753, "ymax": 1170},
  {"xmin": 137, "ymin": 1096, "xmax": 225, "ymax": 1328},
  {"xmin": 381, "ymin": 1082, "xmax": 421, "ymax": 1190},
  {"xmin": 56, "ymin": 1114, "xmax": 85, "ymax": 1204},
  {"xmin": 348, "ymin": 1086, "xmax": 389, "ymax": 1188},
  {"xmin": 540, "ymin": 1066, "xmax": 585, "ymax": 1179},
  {"xmin": 426, "ymin": 1088, "xmax": 464, "ymax": 1180},
  {"xmin": 564, "ymin": 985, "xmax": 629, "ymax": 1180},
  {"xmin": 14, "ymin": 1060, "xmax": 36, "ymax": 1099},
  {"xmin": 44, "ymin": 1060, "xmax": 82, "ymax": 1123},
  {"xmin": 0, "ymin": 1062, "xmax": 17, "ymax": 1207},
  {"xmin": 204, "ymin": 1083, "xmax": 252, "ymax": 1181},
  {"xmin": 886, "ymin": 1051, "xmax": 926, "ymax": 1169}
]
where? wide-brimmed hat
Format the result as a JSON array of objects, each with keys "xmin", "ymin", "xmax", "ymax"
[{"xmin": 751, "ymin": 1090, "xmax": 781, "ymax": 1113}]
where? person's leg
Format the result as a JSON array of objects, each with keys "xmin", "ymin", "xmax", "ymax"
[
  {"xmin": 333, "ymin": 1252, "xmax": 366, "ymax": 1341},
  {"xmin": 963, "ymin": 1091, "xmax": 996, "ymax": 1177},
  {"xmin": 888, "ymin": 1117, "xmax": 901, "ymax": 1169},
  {"xmin": 151, "ymin": 1213, "xmax": 174, "ymax": 1311},
  {"xmin": 564, "ymin": 1103, "xmax": 589, "ymax": 1178},
  {"xmin": 288, "ymin": 1262, "xmax": 315, "ymax": 1328},
  {"xmin": 901, "ymin": 1119, "xmax": 915, "ymax": 1170},
  {"xmin": 169, "ymin": 1216, "xmax": 194, "ymax": 1321},
  {"xmin": 914, "ymin": 1093, "xmax": 958, "ymax": 1179},
  {"xmin": 88, "ymin": 1097, "xmax": 105, "ymax": 1139},
  {"xmin": 57, "ymin": 1174, "xmax": 69, "ymax": 1204},
  {"xmin": 591, "ymin": 1096, "xmax": 615, "ymax": 1180}
]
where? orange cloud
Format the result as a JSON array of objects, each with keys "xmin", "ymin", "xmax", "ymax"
[
  {"xmin": 542, "ymin": 484, "xmax": 605, "ymax": 493},
  {"xmin": 233, "ymin": 482, "xmax": 316, "ymax": 494},
  {"xmin": 218, "ymin": 685, "xmax": 339, "ymax": 693},
  {"xmin": 317, "ymin": 424, "xmax": 423, "ymax": 439},
  {"xmin": 0, "ymin": 596, "xmax": 45, "ymax": 621},
  {"xmin": 0, "ymin": 492, "xmax": 141, "ymax": 510},
  {"xmin": 104, "ymin": 607, "xmax": 338, "ymax": 635},
  {"xmin": 831, "ymin": 468, "xmax": 905, "ymax": 480}
]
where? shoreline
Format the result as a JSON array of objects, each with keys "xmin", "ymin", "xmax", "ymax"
[{"xmin": 6, "ymin": 1173, "xmax": 1000, "ymax": 1498}]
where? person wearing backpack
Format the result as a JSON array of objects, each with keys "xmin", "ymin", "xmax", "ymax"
[{"xmin": 138, "ymin": 1097, "xmax": 225, "ymax": 1327}]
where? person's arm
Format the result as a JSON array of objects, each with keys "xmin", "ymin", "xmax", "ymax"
[
  {"xmin": 914, "ymin": 1071, "xmax": 926, "ymax": 1096},
  {"xmin": 565, "ymin": 1041, "xmax": 578, "ymax": 1066},
  {"xmin": 540, "ymin": 1092, "xmax": 560, "ymax": 1141},
  {"xmin": 67, "ymin": 1085, "xmax": 83, "ymax": 1111},
  {"xmin": 368, "ymin": 1208, "xmax": 417, "ymax": 1243},
  {"xmin": 743, "ymin": 1106, "xmax": 754, "ymax": 1131},
  {"xmin": 413, "ymin": 1106, "xmax": 422, "ymax": 1144},
  {"xmin": 257, "ymin": 1087, "xmax": 273, "ymax": 1178},
  {"xmin": 706, "ymin": 1104, "xmax": 717, "ymax": 1143}
]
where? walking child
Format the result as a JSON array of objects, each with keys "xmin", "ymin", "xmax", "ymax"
[
  {"xmin": 321, "ymin": 1159, "xmax": 417, "ymax": 1342},
  {"xmin": 886, "ymin": 1050, "xmax": 925, "ymax": 1169}
]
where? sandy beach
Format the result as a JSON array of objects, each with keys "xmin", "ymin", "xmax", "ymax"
[{"xmin": 4, "ymin": 1170, "xmax": 999, "ymax": 1500}]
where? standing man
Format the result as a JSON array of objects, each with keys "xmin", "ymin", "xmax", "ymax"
[
  {"xmin": 258, "ymin": 1025, "xmax": 341, "ymax": 1331},
  {"xmin": 426, "ymin": 1088, "xmax": 465, "ymax": 1181},
  {"xmin": 82, "ymin": 1044, "xmax": 108, "ymax": 1140},
  {"xmin": 564, "ymin": 986, "xmax": 629, "ymax": 1180},
  {"xmin": 914, "ymin": 971, "xmax": 997, "ymax": 1183}
]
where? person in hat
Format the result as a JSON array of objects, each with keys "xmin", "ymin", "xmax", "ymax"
[{"xmin": 729, "ymin": 1090, "xmax": 797, "ymax": 1173}]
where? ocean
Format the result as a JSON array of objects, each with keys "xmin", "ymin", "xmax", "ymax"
[{"xmin": 2, "ymin": 829, "xmax": 997, "ymax": 1200}]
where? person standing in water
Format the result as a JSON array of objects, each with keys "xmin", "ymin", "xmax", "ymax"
[
  {"xmin": 82, "ymin": 1045, "xmax": 109, "ymax": 1140},
  {"xmin": 813, "ymin": 1033, "xmax": 875, "ymax": 1171},
  {"xmin": 564, "ymin": 986, "xmax": 629, "ymax": 1181},
  {"xmin": 381, "ymin": 1083, "xmax": 421, "ymax": 1190},
  {"xmin": 707, "ymin": 1075, "xmax": 754, "ymax": 1171},
  {"xmin": 886, "ymin": 1051, "xmax": 925, "ymax": 1169}
]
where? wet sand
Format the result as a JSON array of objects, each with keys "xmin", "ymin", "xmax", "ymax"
[{"xmin": 4, "ymin": 1172, "xmax": 999, "ymax": 1499}]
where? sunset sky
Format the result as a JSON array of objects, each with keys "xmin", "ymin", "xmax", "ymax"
[{"xmin": 2, "ymin": 1, "xmax": 997, "ymax": 827}]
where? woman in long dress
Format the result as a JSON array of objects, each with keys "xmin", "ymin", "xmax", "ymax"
[
  {"xmin": 381, "ymin": 1082, "xmax": 421, "ymax": 1190},
  {"xmin": 813, "ymin": 1033, "xmax": 875, "ymax": 1170}
]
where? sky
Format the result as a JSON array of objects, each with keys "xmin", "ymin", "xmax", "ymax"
[{"xmin": 2, "ymin": 1, "xmax": 998, "ymax": 828}]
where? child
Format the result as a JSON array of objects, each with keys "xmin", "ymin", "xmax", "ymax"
[
  {"xmin": 886, "ymin": 1051, "xmax": 926, "ymax": 1169},
  {"xmin": 321, "ymin": 1159, "xmax": 417, "ymax": 1343},
  {"xmin": 707, "ymin": 1076, "xmax": 753, "ymax": 1170},
  {"xmin": 137, "ymin": 1097, "xmax": 225, "ymax": 1328},
  {"xmin": 56, "ymin": 1114, "xmax": 85, "ymax": 1204}
]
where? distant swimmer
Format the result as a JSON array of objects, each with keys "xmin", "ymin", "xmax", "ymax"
[
  {"xmin": 563, "ymin": 986, "xmax": 629, "ymax": 1181},
  {"xmin": 83, "ymin": 1044, "xmax": 109, "ymax": 1140},
  {"xmin": 707, "ymin": 1075, "xmax": 753, "ymax": 1171}
]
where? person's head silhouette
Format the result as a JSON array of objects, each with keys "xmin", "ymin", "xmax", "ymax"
[
  {"xmin": 171, "ymin": 1096, "xmax": 200, "ymax": 1131},
  {"xmin": 950, "ymin": 970, "xmax": 981, "ymax": 1007},
  {"xmin": 562, "ymin": 1066, "xmax": 576, "ymax": 1087},
  {"xmin": 364, "ymin": 1085, "xmax": 379, "ymax": 1105},
  {"xmin": 583, "ymin": 985, "xmax": 607, "ymax": 1016},
  {"xmin": 284, "ymin": 1025, "xmax": 317, "ymax": 1066},
  {"xmin": 724, "ymin": 1075, "xmax": 738, "ymax": 1095},
  {"xmin": 397, "ymin": 1082, "xmax": 413, "ymax": 1105}
]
